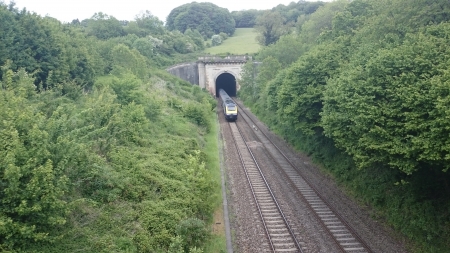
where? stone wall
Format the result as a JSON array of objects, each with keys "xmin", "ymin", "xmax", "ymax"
[{"xmin": 166, "ymin": 62, "xmax": 199, "ymax": 85}]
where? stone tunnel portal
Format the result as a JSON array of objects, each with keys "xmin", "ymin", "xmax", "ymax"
[{"xmin": 215, "ymin": 72, "xmax": 236, "ymax": 97}]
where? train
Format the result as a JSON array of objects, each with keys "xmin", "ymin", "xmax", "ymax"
[{"xmin": 219, "ymin": 89, "xmax": 238, "ymax": 121}]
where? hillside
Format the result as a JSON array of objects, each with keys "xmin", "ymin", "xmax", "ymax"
[
  {"xmin": 203, "ymin": 28, "xmax": 261, "ymax": 55},
  {"xmin": 0, "ymin": 3, "xmax": 226, "ymax": 252},
  {"xmin": 237, "ymin": 0, "xmax": 450, "ymax": 252}
]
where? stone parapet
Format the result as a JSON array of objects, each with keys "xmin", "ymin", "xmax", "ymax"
[{"xmin": 198, "ymin": 55, "xmax": 252, "ymax": 64}]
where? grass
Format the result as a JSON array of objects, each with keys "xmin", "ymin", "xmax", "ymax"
[
  {"xmin": 203, "ymin": 113, "xmax": 227, "ymax": 253},
  {"xmin": 204, "ymin": 28, "xmax": 261, "ymax": 55}
]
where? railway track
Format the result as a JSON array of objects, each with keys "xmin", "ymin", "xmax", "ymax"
[
  {"xmin": 235, "ymin": 103, "xmax": 374, "ymax": 253},
  {"xmin": 228, "ymin": 121, "xmax": 305, "ymax": 252}
]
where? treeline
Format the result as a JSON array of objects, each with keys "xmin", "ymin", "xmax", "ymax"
[
  {"xmin": 232, "ymin": 1, "xmax": 324, "ymax": 28},
  {"xmin": 0, "ymin": 3, "xmax": 206, "ymax": 92},
  {"xmin": 164, "ymin": 1, "xmax": 325, "ymax": 47},
  {"xmin": 0, "ymin": 2, "xmax": 220, "ymax": 252},
  {"xmin": 238, "ymin": 0, "xmax": 450, "ymax": 252},
  {"xmin": 231, "ymin": 1, "xmax": 324, "ymax": 46}
]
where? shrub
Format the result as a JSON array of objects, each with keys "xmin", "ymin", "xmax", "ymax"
[
  {"xmin": 211, "ymin": 35, "xmax": 222, "ymax": 46},
  {"xmin": 176, "ymin": 218, "xmax": 208, "ymax": 251}
]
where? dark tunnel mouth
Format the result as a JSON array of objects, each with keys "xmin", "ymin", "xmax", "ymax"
[{"xmin": 215, "ymin": 72, "xmax": 236, "ymax": 97}]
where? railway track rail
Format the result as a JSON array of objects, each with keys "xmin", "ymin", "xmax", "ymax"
[
  {"xmin": 235, "ymin": 103, "xmax": 374, "ymax": 253},
  {"xmin": 228, "ymin": 121, "xmax": 305, "ymax": 253}
]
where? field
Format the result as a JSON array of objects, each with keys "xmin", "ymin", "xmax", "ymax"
[{"xmin": 204, "ymin": 28, "xmax": 261, "ymax": 55}]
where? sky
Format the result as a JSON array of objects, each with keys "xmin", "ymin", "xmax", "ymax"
[{"xmin": 5, "ymin": 0, "xmax": 331, "ymax": 23}]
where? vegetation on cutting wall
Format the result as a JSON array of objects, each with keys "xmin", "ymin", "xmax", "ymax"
[
  {"xmin": 238, "ymin": 0, "xmax": 450, "ymax": 252},
  {"xmin": 0, "ymin": 2, "xmax": 222, "ymax": 252}
]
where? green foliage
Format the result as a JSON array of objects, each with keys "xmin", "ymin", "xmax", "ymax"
[
  {"xmin": 0, "ymin": 3, "xmax": 98, "ymax": 89},
  {"xmin": 218, "ymin": 32, "xmax": 228, "ymax": 41},
  {"xmin": 133, "ymin": 10, "xmax": 165, "ymax": 36},
  {"xmin": 132, "ymin": 37, "xmax": 154, "ymax": 58},
  {"xmin": 84, "ymin": 12, "xmax": 126, "ymax": 40},
  {"xmin": 231, "ymin": 9, "xmax": 260, "ymax": 28},
  {"xmin": 256, "ymin": 57, "xmax": 281, "ymax": 91},
  {"xmin": 256, "ymin": 34, "xmax": 307, "ymax": 67},
  {"xmin": 238, "ymin": 57, "xmax": 281, "ymax": 107},
  {"xmin": 0, "ymin": 6, "xmax": 222, "ymax": 249},
  {"xmin": 0, "ymin": 70, "xmax": 68, "ymax": 249},
  {"xmin": 272, "ymin": 1, "xmax": 324, "ymax": 24},
  {"xmin": 176, "ymin": 218, "xmax": 208, "ymax": 251},
  {"xmin": 166, "ymin": 2, "xmax": 235, "ymax": 38},
  {"xmin": 184, "ymin": 29, "xmax": 205, "ymax": 50},
  {"xmin": 297, "ymin": 0, "xmax": 348, "ymax": 45},
  {"xmin": 278, "ymin": 42, "xmax": 345, "ymax": 136},
  {"xmin": 251, "ymin": 1, "xmax": 325, "ymax": 46},
  {"xmin": 232, "ymin": 1, "xmax": 323, "ymax": 30},
  {"xmin": 255, "ymin": 11, "xmax": 287, "ymax": 46},
  {"xmin": 97, "ymin": 73, "xmax": 146, "ymax": 107},
  {"xmin": 322, "ymin": 23, "xmax": 450, "ymax": 175},
  {"xmin": 238, "ymin": 0, "xmax": 450, "ymax": 251},
  {"xmin": 111, "ymin": 44, "xmax": 148, "ymax": 78},
  {"xmin": 2, "ymin": 75, "xmax": 217, "ymax": 252},
  {"xmin": 179, "ymin": 96, "xmax": 214, "ymax": 133},
  {"xmin": 237, "ymin": 60, "xmax": 257, "ymax": 104},
  {"xmin": 168, "ymin": 236, "xmax": 184, "ymax": 253},
  {"xmin": 211, "ymin": 35, "xmax": 222, "ymax": 46}
]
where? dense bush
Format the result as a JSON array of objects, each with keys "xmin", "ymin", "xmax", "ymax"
[
  {"xmin": 322, "ymin": 24, "xmax": 450, "ymax": 174},
  {"xmin": 238, "ymin": 0, "xmax": 450, "ymax": 251},
  {"xmin": 0, "ymin": 4, "xmax": 97, "ymax": 89},
  {"xmin": 0, "ymin": 3, "xmax": 221, "ymax": 252}
]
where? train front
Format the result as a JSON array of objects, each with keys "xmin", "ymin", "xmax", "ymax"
[{"xmin": 225, "ymin": 103, "xmax": 238, "ymax": 121}]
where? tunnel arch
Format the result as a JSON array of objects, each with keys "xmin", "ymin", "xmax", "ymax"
[{"xmin": 215, "ymin": 72, "xmax": 236, "ymax": 97}]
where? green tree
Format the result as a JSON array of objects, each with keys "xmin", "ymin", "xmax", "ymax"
[
  {"xmin": 110, "ymin": 44, "xmax": 147, "ymax": 78},
  {"xmin": 184, "ymin": 29, "xmax": 205, "ymax": 50},
  {"xmin": 322, "ymin": 23, "xmax": 450, "ymax": 175},
  {"xmin": 132, "ymin": 37, "xmax": 154, "ymax": 58},
  {"xmin": 298, "ymin": 0, "xmax": 348, "ymax": 45},
  {"xmin": 135, "ymin": 10, "xmax": 164, "ymax": 35},
  {"xmin": 237, "ymin": 60, "xmax": 258, "ymax": 103},
  {"xmin": 256, "ymin": 34, "xmax": 308, "ymax": 67},
  {"xmin": 255, "ymin": 11, "xmax": 287, "ymax": 46},
  {"xmin": 0, "ymin": 3, "xmax": 98, "ymax": 89},
  {"xmin": 247, "ymin": 57, "xmax": 282, "ymax": 119},
  {"xmin": 85, "ymin": 12, "xmax": 125, "ymax": 40},
  {"xmin": 211, "ymin": 35, "xmax": 222, "ymax": 46},
  {"xmin": 166, "ymin": 2, "xmax": 235, "ymax": 38},
  {"xmin": 272, "ymin": 1, "xmax": 324, "ymax": 24},
  {"xmin": 0, "ymin": 70, "xmax": 68, "ymax": 249},
  {"xmin": 277, "ymin": 42, "xmax": 345, "ymax": 136},
  {"xmin": 176, "ymin": 218, "xmax": 208, "ymax": 252},
  {"xmin": 231, "ymin": 9, "xmax": 260, "ymax": 28}
]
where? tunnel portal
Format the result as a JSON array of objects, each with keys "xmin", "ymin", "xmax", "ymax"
[{"xmin": 215, "ymin": 72, "xmax": 236, "ymax": 97}]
